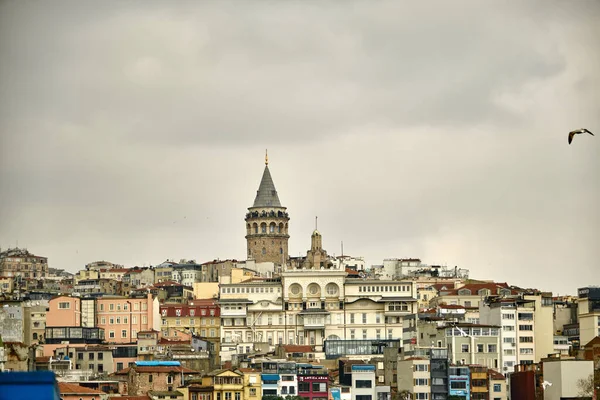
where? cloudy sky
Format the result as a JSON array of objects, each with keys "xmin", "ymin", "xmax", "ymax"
[{"xmin": 1, "ymin": 1, "xmax": 598, "ymax": 295}]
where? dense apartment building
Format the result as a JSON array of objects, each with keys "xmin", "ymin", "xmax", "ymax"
[
  {"xmin": 0, "ymin": 247, "xmax": 48, "ymax": 279},
  {"xmin": 159, "ymin": 299, "xmax": 221, "ymax": 360}
]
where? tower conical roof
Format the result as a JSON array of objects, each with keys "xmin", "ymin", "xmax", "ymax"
[{"xmin": 252, "ymin": 165, "xmax": 282, "ymax": 208}]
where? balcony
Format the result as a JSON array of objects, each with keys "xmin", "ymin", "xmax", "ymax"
[{"xmin": 220, "ymin": 308, "xmax": 247, "ymax": 318}]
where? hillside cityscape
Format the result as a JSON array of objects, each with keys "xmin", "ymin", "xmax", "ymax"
[{"xmin": 0, "ymin": 160, "xmax": 598, "ymax": 400}]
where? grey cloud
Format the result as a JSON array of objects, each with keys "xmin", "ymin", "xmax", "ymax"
[{"xmin": 0, "ymin": 0, "xmax": 599, "ymax": 294}]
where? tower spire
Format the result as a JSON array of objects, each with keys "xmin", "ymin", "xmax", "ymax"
[{"xmin": 265, "ymin": 149, "xmax": 268, "ymax": 166}]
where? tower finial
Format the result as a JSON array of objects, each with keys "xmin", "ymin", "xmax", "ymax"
[{"xmin": 265, "ymin": 149, "xmax": 268, "ymax": 166}]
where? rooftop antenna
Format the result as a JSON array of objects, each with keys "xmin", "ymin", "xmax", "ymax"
[
  {"xmin": 265, "ymin": 149, "xmax": 268, "ymax": 166},
  {"xmin": 341, "ymin": 241, "xmax": 344, "ymax": 257}
]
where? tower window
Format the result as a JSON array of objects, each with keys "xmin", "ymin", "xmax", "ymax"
[
  {"xmin": 262, "ymin": 248, "xmax": 266, "ymax": 255},
  {"xmin": 280, "ymin": 248, "xmax": 283, "ymax": 254},
  {"xmin": 261, "ymin": 223, "xmax": 267, "ymax": 233}
]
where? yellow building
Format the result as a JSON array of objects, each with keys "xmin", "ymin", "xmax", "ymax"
[
  {"xmin": 207, "ymin": 369, "xmax": 245, "ymax": 400},
  {"xmin": 159, "ymin": 300, "xmax": 221, "ymax": 362},
  {"xmin": 240, "ymin": 368, "xmax": 262, "ymax": 400}
]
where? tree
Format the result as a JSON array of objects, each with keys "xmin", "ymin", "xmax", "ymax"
[
  {"xmin": 397, "ymin": 390, "xmax": 412, "ymax": 400},
  {"xmin": 577, "ymin": 373, "xmax": 596, "ymax": 397}
]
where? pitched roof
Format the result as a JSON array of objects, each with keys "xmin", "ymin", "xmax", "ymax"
[
  {"xmin": 488, "ymin": 370, "xmax": 505, "ymax": 380},
  {"xmin": 252, "ymin": 166, "xmax": 282, "ymax": 208},
  {"xmin": 583, "ymin": 336, "xmax": 600, "ymax": 348},
  {"xmin": 58, "ymin": 382, "xmax": 106, "ymax": 394}
]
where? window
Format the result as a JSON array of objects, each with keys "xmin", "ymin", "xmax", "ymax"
[
  {"xmin": 225, "ymin": 393, "xmax": 232, "ymax": 400},
  {"xmin": 477, "ymin": 344, "xmax": 484, "ymax": 353},
  {"xmin": 488, "ymin": 344, "xmax": 497, "ymax": 353},
  {"xmin": 350, "ymin": 314, "xmax": 355, "ymax": 323},
  {"xmin": 415, "ymin": 364, "xmax": 428, "ymax": 372},
  {"xmin": 519, "ymin": 336, "xmax": 533, "ymax": 343},
  {"xmin": 451, "ymin": 381, "xmax": 467, "ymax": 389},
  {"xmin": 122, "ymin": 330, "xmax": 127, "ymax": 338},
  {"xmin": 362, "ymin": 329, "xmax": 367, "ymax": 339},
  {"xmin": 116, "ymin": 362, "xmax": 124, "ymax": 371},
  {"xmin": 58, "ymin": 302, "xmax": 70, "ymax": 309},
  {"xmin": 355, "ymin": 380, "xmax": 372, "ymax": 388},
  {"xmin": 415, "ymin": 394, "xmax": 428, "ymax": 400},
  {"xmin": 235, "ymin": 393, "xmax": 241, "ymax": 400},
  {"xmin": 519, "ymin": 325, "xmax": 533, "ymax": 331},
  {"xmin": 414, "ymin": 379, "xmax": 428, "ymax": 385},
  {"xmin": 97, "ymin": 352, "xmax": 103, "ymax": 360},
  {"xmin": 362, "ymin": 313, "xmax": 367, "ymax": 324},
  {"xmin": 109, "ymin": 331, "xmax": 115, "ymax": 338},
  {"xmin": 167, "ymin": 375, "xmax": 174, "ymax": 384},
  {"xmin": 493, "ymin": 384, "xmax": 501, "ymax": 392},
  {"xmin": 149, "ymin": 374, "xmax": 153, "ymax": 382},
  {"xmin": 461, "ymin": 344, "xmax": 469, "ymax": 353},
  {"xmin": 89, "ymin": 353, "xmax": 94, "ymax": 360}
]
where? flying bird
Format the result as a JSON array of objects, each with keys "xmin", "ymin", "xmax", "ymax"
[{"xmin": 568, "ymin": 128, "xmax": 594, "ymax": 144}]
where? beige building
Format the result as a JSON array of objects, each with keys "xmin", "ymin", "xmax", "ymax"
[
  {"xmin": 542, "ymin": 358, "xmax": 594, "ymax": 400},
  {"xmin": 397, "ymin": 357, "xmax": 430, "ymax": 398},
  {"xmin": 577, "ymin": 286, "xmax": 600, "ymax": 348},
  {"xmin": 0, "ymin": 247, "xmax": 48, "ymax": 279}
]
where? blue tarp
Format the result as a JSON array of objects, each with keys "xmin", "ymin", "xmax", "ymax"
[{"xmin": 135, "ymin": 361, "xmax": 181, "ymax": 366}]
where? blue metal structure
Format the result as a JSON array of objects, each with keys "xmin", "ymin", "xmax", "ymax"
[{"xmin": 0, "ymin": 371, "xmax": 61, "ymax": 400}]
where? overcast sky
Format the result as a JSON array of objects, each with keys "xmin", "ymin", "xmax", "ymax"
[{"xmin": 1, "ymin": 1, "xmax": 598, "ymax": 295}]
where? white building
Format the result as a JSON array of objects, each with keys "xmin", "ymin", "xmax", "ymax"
[{"xmin": 480, "ymin": 297, "xmax": 536, "ymax": 373}]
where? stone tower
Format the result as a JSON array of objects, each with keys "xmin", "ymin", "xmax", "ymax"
[{"xmin": 245, "ymin": 153, "xmax": 290, "ymax": 263}]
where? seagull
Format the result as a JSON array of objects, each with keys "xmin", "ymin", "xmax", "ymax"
[{"xmin": 568, "ymin": 128, "xmax": 594, "ymax": 144}]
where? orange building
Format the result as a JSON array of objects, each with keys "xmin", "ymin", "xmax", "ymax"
[{"xmin": 96, "ymin": 293, "xmax": 160, "ymax": 344}]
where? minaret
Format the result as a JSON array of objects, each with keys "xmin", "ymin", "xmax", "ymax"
[{"xmin": 245, "ymin": 151, "xmax": 290, "ymax": 263}]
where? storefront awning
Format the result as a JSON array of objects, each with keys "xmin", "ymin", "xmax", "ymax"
[{"xmin": 261, "ymin": 374, "xmax": 280, "ymax": 381}]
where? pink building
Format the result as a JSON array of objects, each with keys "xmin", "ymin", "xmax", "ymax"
[
  {"xmin": 96, "ymin": 293, "xmax": 160, "ymax": 344},
  {"xmin": 47, "ymin": 295, "xmax": 81, "ymax": 327}
]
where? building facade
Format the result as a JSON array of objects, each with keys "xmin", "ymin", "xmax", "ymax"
[{"xmin": 0, "ymin": 248, "xmax": 48, "ymax": 279}]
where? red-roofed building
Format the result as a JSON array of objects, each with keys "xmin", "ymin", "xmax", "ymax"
[
  {"xmin": 58, "ymin": 382, "xmax": 108, "ymax": 399},
  {"xmin": 159, "ymin": 300, "xmax": 220, "ymax": 362}
]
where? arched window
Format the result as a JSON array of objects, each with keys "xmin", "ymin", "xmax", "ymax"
[
  {"xmin": 253, "ymin": 223, "xmax": 258, "ymax": 234},
  {"xmin": 261, "ymin": 223, "xmax": 267, "ymax": 233},
  {"xmin": 269, "ymin": 222, "xmax": 276, "ymax": 233}
]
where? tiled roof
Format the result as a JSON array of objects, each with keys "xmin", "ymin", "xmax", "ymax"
[
  {"xmin": 252, "ymin": 165, "xmax": 282, "ymax": 208},
  {"xmin": 282, "ymin": 345, "xmax": 313, "ymax": 353},
  {"xmin": 584, "ymin": 336, "xmax": 600, "ymax": 348},
  {"xmin": 160, "ymin": 304, "xmax": 220, "ymax": 317},
  {"xmin": 488, "ymin": 370, "xmax": 505, "ymax": 380},
  {"xmin": 58, "ymin": 382, "xmax": 106, "ymax": 394}
]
